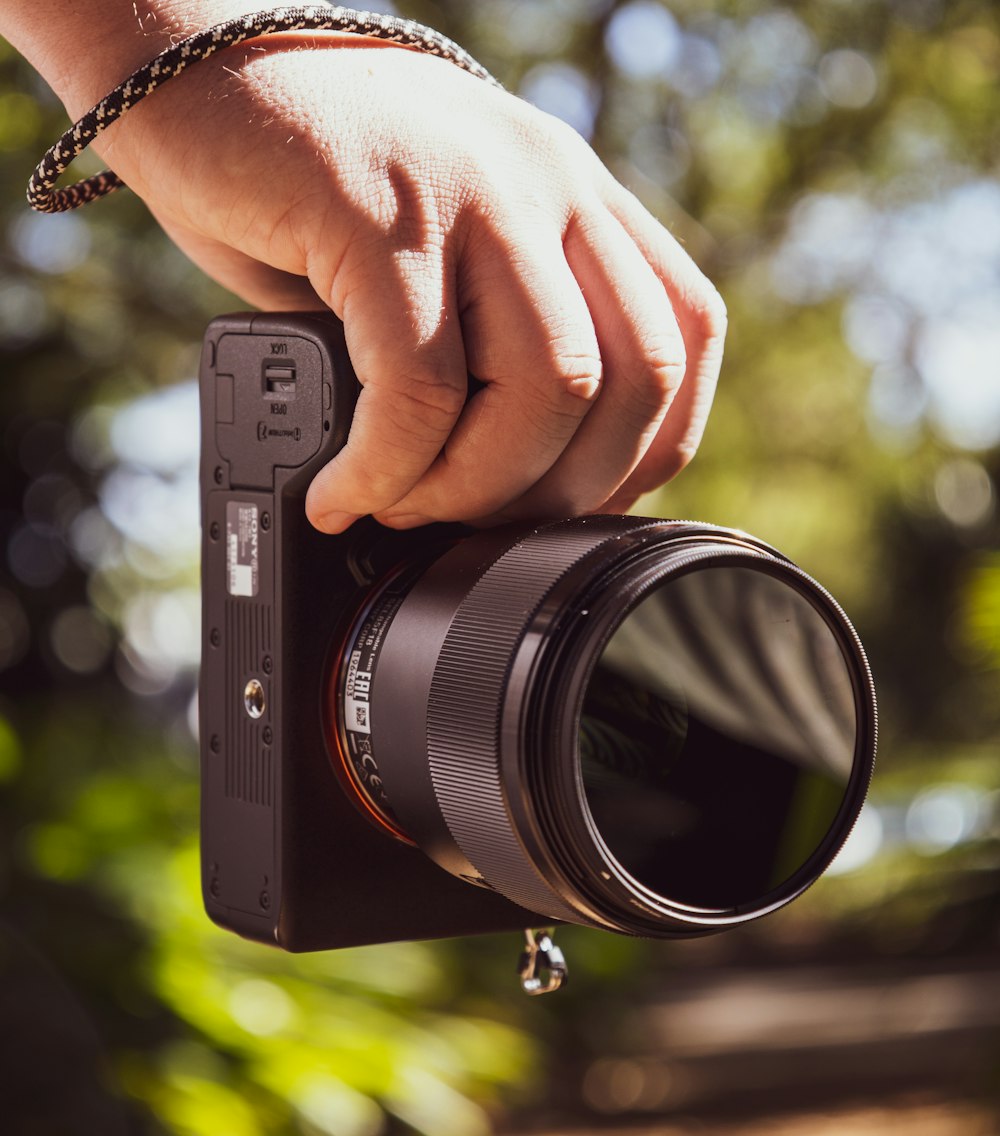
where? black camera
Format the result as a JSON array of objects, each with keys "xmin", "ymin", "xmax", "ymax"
[{"xmin": 199, "ymin": 311, "xmax": 876, "ymax": 954}]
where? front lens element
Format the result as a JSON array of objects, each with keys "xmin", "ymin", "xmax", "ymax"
[{"xmin": 580, "ymin": 564, "xmax": 857, "ymax": 912}]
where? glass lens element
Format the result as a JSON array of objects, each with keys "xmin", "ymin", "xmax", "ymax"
[{"xmin": 579, "ymin": 565, "xmax": 857, "ymax": 911}]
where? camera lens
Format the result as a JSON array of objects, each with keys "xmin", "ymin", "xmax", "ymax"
[
  {"xmin": 330, "ymin": 517, "xmax": 875, "ymax": 938},
  {"xmin": 578, "ymin": 565, "xmax": 855, "ymax": 913}
]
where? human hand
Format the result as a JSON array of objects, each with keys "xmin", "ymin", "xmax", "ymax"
[{"xmin": 86, "ymin": 34, "xmax": 727, "ymax": 532}]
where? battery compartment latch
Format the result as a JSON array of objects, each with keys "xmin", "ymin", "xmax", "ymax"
[{"xmin": 264, "ymin": 362, "xmax": 296, "ymax": 396}]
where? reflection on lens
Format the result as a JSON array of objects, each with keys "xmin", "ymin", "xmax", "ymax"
[{"xmin": 580, "ymin": 565, "xmax": 857, "ymax": 911}]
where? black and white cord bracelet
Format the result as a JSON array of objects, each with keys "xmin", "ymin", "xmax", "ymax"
[{"xmin": 27, "ymin": 5, "xmax": 500, "ymax": 214}]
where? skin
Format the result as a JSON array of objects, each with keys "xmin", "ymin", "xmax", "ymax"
[{"xmin": 3, "ymin": 1, "xmax": 727, "ymax": 533}]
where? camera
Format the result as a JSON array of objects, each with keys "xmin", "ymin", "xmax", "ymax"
[{"xmin": 199, "ymin": 311, "xmax": 876, "ymax": 953}]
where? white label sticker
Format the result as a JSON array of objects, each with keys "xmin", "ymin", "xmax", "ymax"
[
  {"xmin": 226, "ymin": 503, "xmax": 259, "ymax": 597},
  {"xmin": 344, "ymin": 696, "xmax": 371, "ymax": 734},
  {"xmin": 342, "ymin": 649, "xmax": 372, "ymax": 734}
]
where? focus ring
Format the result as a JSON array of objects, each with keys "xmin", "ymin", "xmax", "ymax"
[{"xmin": 425, "ymin": 516, "xmax": 654, "ymax": 921}]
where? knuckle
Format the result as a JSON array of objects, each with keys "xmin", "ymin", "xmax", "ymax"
[
  {"xmin": 674, "ymin": 439, "xmax": 701, "ymax": 470},
  {"xmin": 601, "ymin": 343, "xmax": 687, "ymax": 440},
  {"xmin": 538, "ymin": 110, "xmax": 595, "ymax": 167},
  {"xmin": 382, "ymin": 369, "xmax": 467, "ymax": 433},
  {"xmin": 694, "ymin": 283, "xmax": 729, "ymax": 343},
  {"xmin": 636, "ymin": 338, "xmax": 688, "ymax": 407},
  {"xmin": 681, "ymin": 274, "xmax": 727, "ymax": 349},
  {"xmin": 538, "ymin": 340, "xmax": 604, "ymax": 407}
]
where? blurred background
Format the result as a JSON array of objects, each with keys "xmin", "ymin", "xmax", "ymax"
[{"xmin": 1, "ymin": 0, "xmax": 999, "ymax": 1133}]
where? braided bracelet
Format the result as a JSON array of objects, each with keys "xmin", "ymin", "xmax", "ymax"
[{"xmin": 27, "ymin": 4, "xmax": 500, "ymax": 214}]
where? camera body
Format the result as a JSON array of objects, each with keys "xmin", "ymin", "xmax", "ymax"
[
  {"xmin": 200, "ymin": 313, "xmax": 876, "ymax": 954},
  {"xmin": 199, "ymin": 311, "xmax": 534, "ymax": 950}
]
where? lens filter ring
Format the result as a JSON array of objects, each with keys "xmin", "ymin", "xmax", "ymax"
[{"xmin": 516, "ymin": 541, "xmax": 877, "ymax": 936}]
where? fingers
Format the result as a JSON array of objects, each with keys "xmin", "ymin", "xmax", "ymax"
[
  {"xmin": 374, "ymin": 228, "xmax": 603, "ymax": 525},
  {"xmin": 301, "ymin": 169, "xmax": 723, "ymax": 533},
  {"xmin": 600, "ymin": 184, "xmax": 728, "ymax": 506},
  {"xmin": 304, "ymin": 194, "xmax": 723, "ymax": 532},
  {"xmin": 304, "ymin": 250, "xmax": 469, "ymax": 533},
  {"xmin": 486, "ymin": 208, "xmax": 687, "ymax": 521}
]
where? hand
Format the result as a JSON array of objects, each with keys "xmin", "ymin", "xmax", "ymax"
[{"xmin": 90, "ymin": 35, "xmax": 727, "ymax": 531}]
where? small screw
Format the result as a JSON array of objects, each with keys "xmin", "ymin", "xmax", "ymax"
[
  {"xmin": 209, "ymin": 734, "xmax": 221, "ymax": 754},
  {"xmin": 262, "ymin": 725, "xmax": 273, "ymax": 745},
  {"xmin": 210, "ymin": 628, "xmax": 221, "ymax": 648},
  {"xmin": 209, "ymin": 877, "xmax": 220, "ymax": 898},
  {"xmin": 259, "ymin": 890, "xmax": 270, "ymax": 911},
  {"xmin": 214, "ymin": 466, "xmax": 224, "ymax": 484},
  {"xmin": 261, "ymin": 512, "xmax": 271, "ymax": 531},
  {"xmin": 262, "ymin": 655, "xmax": 273, "ymax": 674},
  {"xmin": 209, "ymin": 521, "xmax": 221, "ymax": 541}
]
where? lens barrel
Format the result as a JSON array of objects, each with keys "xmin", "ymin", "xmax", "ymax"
[{"xmin": 330, "ymin": 516, "xmax": 876, "ymax": 938}]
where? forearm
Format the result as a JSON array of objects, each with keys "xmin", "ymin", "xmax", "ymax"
[{"xmin": 1, "ymin": 0, "xmax": 275, "ymax": 115}]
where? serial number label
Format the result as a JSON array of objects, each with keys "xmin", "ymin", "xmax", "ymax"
[{"xmin": 226, "ymin": 502, "xmax": 259, "ymax": 597}]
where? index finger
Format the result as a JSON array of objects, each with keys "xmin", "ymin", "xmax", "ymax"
[{"xmin": 304, "ymin": 262, "xmax": 468, "ymax": 533}]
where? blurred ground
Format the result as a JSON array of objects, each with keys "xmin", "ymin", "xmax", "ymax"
[
  {"xmin": 532, "ymin": 1098, "xmax": 993, "ymax": 1136},
  {"xmin": 502, "ymin": 945, "xmax": 1000, "ymax": 1136}
]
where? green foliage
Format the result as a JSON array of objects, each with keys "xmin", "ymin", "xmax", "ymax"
[{"xmin": 964, "ymin": 554, "xmax": 1000, "ymax": 670}]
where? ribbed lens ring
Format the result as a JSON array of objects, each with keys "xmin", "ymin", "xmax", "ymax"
[
  {"xmin": 423, "ymin": 518, "xmax": 649, "ymax": 922},
  {"xmin": 369, "ymin": 516, "xmax": 662, "ymax": 921}
]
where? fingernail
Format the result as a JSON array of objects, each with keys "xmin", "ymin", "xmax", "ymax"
[{"xmin": 315, "ymin": 511, "xmax": 360, "ymax": 534}]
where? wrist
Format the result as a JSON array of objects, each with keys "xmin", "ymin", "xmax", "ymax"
[
  {"xmin": 2, "ymin": 1, "xmax": 271, "ymax": 116},
  {"xmin": 19, "ymin": 5, "xmax": 499, "ymax": 217}
]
